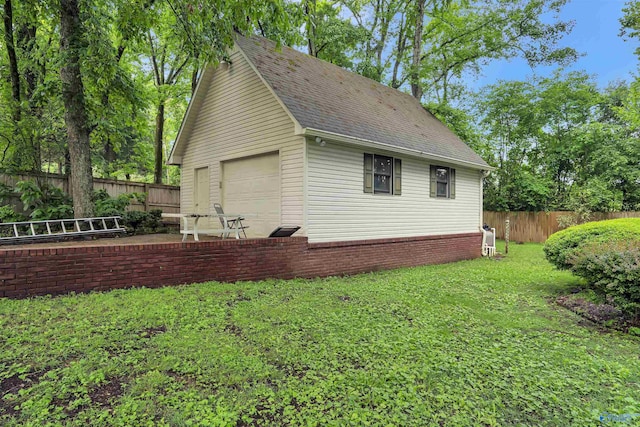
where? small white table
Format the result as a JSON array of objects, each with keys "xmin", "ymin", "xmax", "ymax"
[{"xmin": 161, "ymin": 213, "xmax": 250, "ymax": 241}]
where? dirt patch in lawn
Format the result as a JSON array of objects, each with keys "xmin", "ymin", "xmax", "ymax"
[
  {"xmin": 47, "ymin": 377, "xmax": 124, "ymax": 419},
  {"xmin": 556, "ymin": 295, "xmax": 640, "ymax": 333},
  {"xmin": 89, "ymin": 377, "xmax": 124, "ymax": 408},
  {"xmin": 0, "ymin": 371, "xmax": 43, "ymax": 416},
  {"xmin": 226, "ymin": 292, "xmax": 252, "ymax": 308},
  {"xmin": 139, "ymin": 325, "xmax": 167, "ymax": 339},
  {"xmin": 224, "ymin": 323, "xmax": 244, "ymax": 337}
]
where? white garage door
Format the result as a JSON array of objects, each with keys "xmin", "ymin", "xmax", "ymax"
[{"xmin": 222, "ymin": 153, "xmax": 280, "ymax": 237}]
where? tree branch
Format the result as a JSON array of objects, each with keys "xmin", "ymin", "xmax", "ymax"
[{"xmin": 148, "ymin": 32, "xmax": 161, "ymax": 86}]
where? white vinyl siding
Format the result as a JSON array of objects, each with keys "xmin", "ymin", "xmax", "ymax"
[
  {"xmin": 306, "ymin": 141, "xmax": 481, "ymax": 243},
  {"xmin": 179, "ymin": 49, "xmax": 304, "ymax": 233}
]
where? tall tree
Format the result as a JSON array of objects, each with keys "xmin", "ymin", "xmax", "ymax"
[
  {"xmin": 146, "ymin": 27, "xmax": 190, "ymax": 184},
  {"xmin": 3, "ymin": 0, "xmax": 20, "ymax": 120},
  {"xmin": 477, "ymin": 73, "xmax": 640, "ymax": 212},
  {"xmin": 301, "ymin": 0, "xmax": 367, "ymax": 69},
  {"xmin": 339, "ymin": 0, "xmax": 406, "ymax": 82},
  {"xmin": 620, "ymin": 0, "xmax": 640, "ymax": 58},
  {"xmin": 137, "ymin": 0, "xmax": 291, "ymax": 184},
  {"xmin": 59, "ymin": 0, "xmax": 94, "ymax": 217},
  {"xmin": 478, "ymin": 79, "xmax": 551, "ymax": 211},
  {"xmin": 409, "ymin": 0, "xmax": 426, "ymax": 99},
  {"xmin": 90, "ymin": 0, "xmax": 157, "ymax": 178},
  {"xmin": 336, "ymin": 0, "xmax": 577, "ymax": 104}
]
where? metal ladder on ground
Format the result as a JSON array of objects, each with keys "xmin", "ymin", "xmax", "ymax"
[{"xmin": 0, "ymin": 216, "xmax": 126, "ymax": 243}]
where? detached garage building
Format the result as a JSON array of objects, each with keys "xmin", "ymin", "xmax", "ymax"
[{"xmin": 168, "ymin": 34, "xmax": 491, "ymax": 247}]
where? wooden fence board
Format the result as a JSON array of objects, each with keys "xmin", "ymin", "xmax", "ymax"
[{"xmin": 484, "ymin": 211, "xmax": 640, "ymax": 243}]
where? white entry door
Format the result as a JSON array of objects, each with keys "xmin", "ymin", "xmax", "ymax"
[{"xmin": 222, "ymin": 153, "xmax": 280, "ymax": 237}]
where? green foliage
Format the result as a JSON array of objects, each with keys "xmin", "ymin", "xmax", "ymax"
[
  {"xmin": 426, "ymin": 101, "xmax": 490, "ymax": 157},
  {"xmin": 92, "ymin": 189, "xmax": 145, "ymax": 217},
  {"xmin": 416, "ymin": 0, "xmax": 577, "ymax": 102},
  {"xmin": 0, "ymin": 204, "xmax": 26, "ymax": 237},
  {"xmin": 569, "ymin": 240, "xmax": 640, "ymax": 319},
  {"xmin": 311, "ymin": 1, "xmax": 369, "ymax": 70},
  {"xmin": 120, "ymin": 209, "xmax": 163, "ymax": 235},
  {"xmin": 621, "ymin": 0, "xmax": 640, "ymax": 59},
  {"xmin": 0, "ymin": 205, "xmax": 26, "ymax": 223},
  {"xmin": 93, "ymin": 190, "xmax": 162, "ymax": 234},
  {"xmin": 544, "ymin": 218, "xmax": 640, "ymax": 270},
  {"xmin": 32, "ymin": 204, "xmax": 75, "ymax": 221},
  {"xmin": 557, "ymin": 179, "xmax": 625, "ymax": 228},
  {"xmin": 2, "ymin": 243, "xmax": 640, "ymax": 425},
  {"xmin": 1, "ymin": 0, "xmax": 639, "ymax": 207},
  {"xmin": 480, "ymin": 73, "xmax": 640, "ymax": 212},
  {"xmin": 15, "ymin": 180, "xmax": 73, "ymax": 220},
  {"xmin": 0, "ymin": 0, "xmax": 291, "ymax": 184},
  {"xmin": 0, "ymin": 183, "xmax": 13, "ymax": 203}
]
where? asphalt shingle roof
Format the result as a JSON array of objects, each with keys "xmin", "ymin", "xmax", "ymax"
[{"xmin": 235, "ymin": 35, "xmax": 489, "ymax": 168}]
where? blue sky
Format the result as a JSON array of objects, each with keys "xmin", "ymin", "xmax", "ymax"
[{"xmin": 473, "ymin": 0, "xmax": 640, "ymax": 88}]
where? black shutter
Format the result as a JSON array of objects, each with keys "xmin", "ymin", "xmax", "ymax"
[
  {"xmin": 364, "ymin": 153, "xmax": 373, "ymax": 193},
  {"xmin": 430, "ymin": 165, "xmax": 436, "ymax": 198},
  {"xmin": 450, "ymin": 168, "xmax": 456, "ymax": 199},
  {"xmin": 394, "ymin": 158, "xmax": 402, "ymax": 195}
]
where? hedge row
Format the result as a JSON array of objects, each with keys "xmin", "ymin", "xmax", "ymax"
[
  {"xmin": 544, "ymin": 218, "xmax": 640, "ymax": 319},
  {"xmin": 544, "ymin": 218, "xmax": 640, "ymax": 270}
]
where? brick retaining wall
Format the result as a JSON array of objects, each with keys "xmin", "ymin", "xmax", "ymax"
[{"xmin": 0, "ymin": 232, "xmax": 482, "ymax": 298}]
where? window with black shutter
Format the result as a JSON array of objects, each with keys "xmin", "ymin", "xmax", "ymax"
[
  {"xmin": 430, "ymin": 165, "xmax": 455, "ymax": 199},
  {"xmin": 364, "ymin": 153, "xmax": 401, "ymax": 195}
]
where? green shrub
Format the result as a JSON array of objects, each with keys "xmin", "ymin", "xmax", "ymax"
[
  {"xmin": 544, "ymin": 218, "xmax": 640, "ymax": 270},
  {"xmin": 569, "ymin": 240, "xmax": 640, "ymax": 318},
  {"xmin": 121, "ymin": 209, "xmax": 163, "ymax": 235},
  {"xmin": 143, "ymin": 209, "xmax": 163, "ymax": 232},
  {"xmin": 31, "ymin": 204, "xmax": 74, "ymax": 220},
  {"xmin": 0, "ymin": 205, "xmax": 27, "ymax": 237},
  {"xmin": 15, "ymin": 180, "xmax": 74, "ymax": 220},
  {"xmin": 93, "ymin": 189, "xmax": 145, "ymax": 217},
  {"xmin": 94, "ymin": 191, "xmax": 162, "ymax": 235},
  {"xmin": 121, "ymin": 211, "xmax": 146, "ymax": 234},
  {"xmin": 0, "ymin": 182, "xmax": 13, "ymax": 201},
  {"xmin": 0, "ymin": 205, "xmax": 25, "ymax": 223}
]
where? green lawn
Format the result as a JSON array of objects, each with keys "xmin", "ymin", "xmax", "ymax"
[{"xmin": 1, "ymin": 242, "xmax": 639, "ymax": 426}]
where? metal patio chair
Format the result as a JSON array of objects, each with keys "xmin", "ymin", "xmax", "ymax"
[{"xmin": 213, "ymin": 203, "xmax": 249, "ymax": 238}]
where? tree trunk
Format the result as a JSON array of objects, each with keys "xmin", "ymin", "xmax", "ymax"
[
  {"xmin": 17, "ymin": 20, "xmax": 37, "ymax": 102},
  {"xmin": 60, "ymin": 0, "xmax": 94, "ymax": 217},
  {"xmin": 154, "ymin": 100, "xmax": 165, "ymax": 184},
  {"xmin": 391, "ymin": 14, "xmax": 407, "ymax": 89},
  {"xmin": 304, "ymin": 0, "xmax": 317, "ymax": 57},
  {"xmin": 18, "ymin": 16, "xmax": 42, "ymax": 172},
  {"xmin": 3, "ymin": 0, "xmax": 21, "ymax": 121},
  {"xmin": 104, "ymin": 136, "xmax": 116, "ymax": 172},
  {"xmin": 410, "ymin": 0, "xmax": 426, "ymax": 100},
  {"xmin": 191, "ymin": 65, "xmax": 200, "ymax": 95}
]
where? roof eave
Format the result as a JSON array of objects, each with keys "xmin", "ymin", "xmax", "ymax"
[{"xmin": 302, "ymin": 127, "xmax": 495, "ymax": 171}]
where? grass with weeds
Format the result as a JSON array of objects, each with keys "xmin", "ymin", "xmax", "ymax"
[{"xmin": 1, "ymin": 242, "xmax": 639, "ymax": 426}]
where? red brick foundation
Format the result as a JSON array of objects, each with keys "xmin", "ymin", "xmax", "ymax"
[{"xmin": 0, "ymin": 232, "xmax": 482, "ymax": 298}]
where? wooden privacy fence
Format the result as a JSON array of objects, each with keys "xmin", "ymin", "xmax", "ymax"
[
  {"xmin": 0, "ymin": 173, "xmax": 180, "ymax": 215},
  {"xmin": 484, "ymin": 211, "xmax": 640, "ymax": 243}
]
